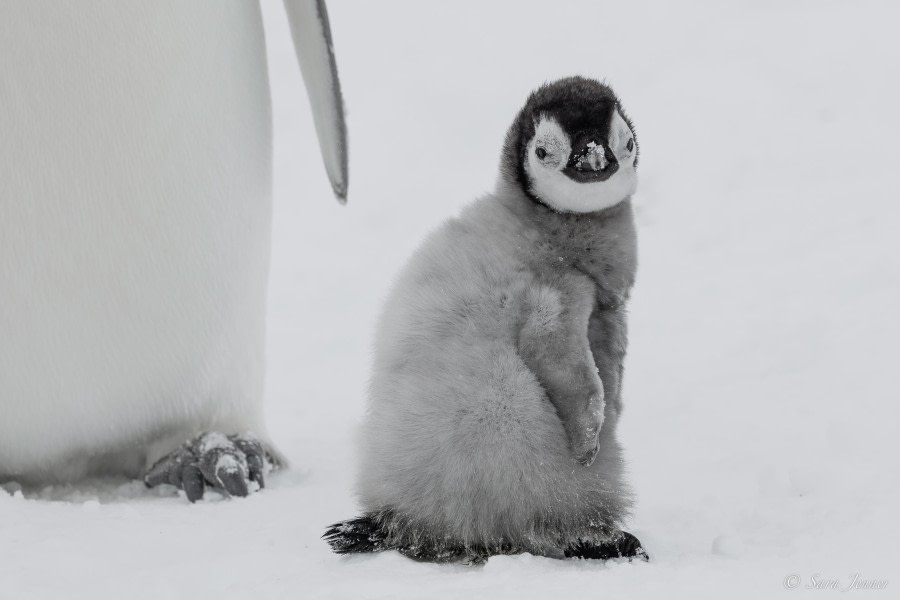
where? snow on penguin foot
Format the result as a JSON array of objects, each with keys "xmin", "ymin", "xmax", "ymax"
[{"xmin": 144, "ymin": 432, "xmax": 278, "ymax": 502}]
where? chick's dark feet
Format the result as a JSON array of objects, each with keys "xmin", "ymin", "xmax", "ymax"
[{"xmin": 564, "ymin": 531, "xmax": 649, "ymax": 562}]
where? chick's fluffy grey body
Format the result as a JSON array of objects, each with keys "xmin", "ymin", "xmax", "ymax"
[{"xmin": 358, "ymin": 184, "xmax": 637, "ymax": 556}]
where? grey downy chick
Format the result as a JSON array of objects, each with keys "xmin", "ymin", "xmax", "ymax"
[{"xmin": 325, "ymin": 76, "xmax": 647, "ymax": 563}]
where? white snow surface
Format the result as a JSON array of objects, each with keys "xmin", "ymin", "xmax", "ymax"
[{"xmin": 3, "ymin": 1, "xmax": 899, "ymax": 598}]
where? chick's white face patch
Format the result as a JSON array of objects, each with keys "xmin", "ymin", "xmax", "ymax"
[
  {"xmin": 608, "ymin": 109, "xmax": 637, "ymax": 166},
  {"xmin": 525, "ymin": 112, "xmax": 637, "ymax": 214},
  {"xmin": 530, "ymin": 117, "xmax": 571, "ymax": 170}
]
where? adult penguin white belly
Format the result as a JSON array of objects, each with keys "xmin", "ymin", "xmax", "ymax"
[{"xmin": 0, "ymin": 0, "xmax": 348, "ymax": 500}]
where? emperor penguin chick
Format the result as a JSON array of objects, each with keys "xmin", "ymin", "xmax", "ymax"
[{"xmin": 326, "ymin": 77, "xmax": 647, "ymax": 563}]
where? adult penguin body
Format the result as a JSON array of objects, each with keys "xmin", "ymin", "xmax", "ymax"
[
  {"xmin": 0, "ymin": 0, "xmax": 347, "ymax": 500},
  {"xmin": 326, "ymin": 77, "xmax": 648, "ymax": 563}
]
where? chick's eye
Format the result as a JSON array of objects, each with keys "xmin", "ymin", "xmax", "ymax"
[
  {"xmin": 535, "ymin": 147, "xmax": 547, "ymax": 160},
  {"xmin": 626, "ymin": 138, "xmax": 634, "ymax": 152}
]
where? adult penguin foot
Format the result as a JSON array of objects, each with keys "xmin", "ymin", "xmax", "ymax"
[{"xmin": 144, "ymin": 432, "xmax": 279, "ymax": 502}]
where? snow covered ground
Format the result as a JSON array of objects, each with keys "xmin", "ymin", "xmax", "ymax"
[{"xmin": 3, "ymin": 1, "xmax": 899, "ymax": 598}]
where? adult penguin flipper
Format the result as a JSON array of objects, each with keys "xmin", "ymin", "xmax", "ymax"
[{"xmin": 283, "ymin": 0, "xmax": 349, "ymax": 202}]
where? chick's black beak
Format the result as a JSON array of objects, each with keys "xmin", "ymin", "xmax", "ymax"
[{"xmin": 564, "ymin": 133, "xmax": 618, "ymax": 182}]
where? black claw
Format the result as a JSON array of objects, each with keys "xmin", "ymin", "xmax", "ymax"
[
  {"xmin": 182, "ymin": 463, "xmax": 206, "ymax": 503},
  {"xmin": 232, "ymin": 437, "xmax": 266, "ymax": 489},
  {"xmin": 143, "ymin": 465, "xmax": 167, "ymax": 489},
  {"xmin": 168, "ymin": 451, "xmax": 191, "ymax": 488},
  {"xmin": 217, "ymin": 467, "xmax": 250, "ymax": 498},
  {"xmin": 145, "ymin": 446, "xmax": 191, "ymax": 490},
  {"xmin": 245, "ymin": 453, "xmax": 265, "ymax": 488},
  {"xmin": 195, "ymin": 438, "xmax": 250, "ymax": 498}
]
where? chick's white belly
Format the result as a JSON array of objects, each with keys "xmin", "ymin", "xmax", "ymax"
[{"xmin": 0, "ymin": 1, "xmax": 273, "ymax": 478}]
